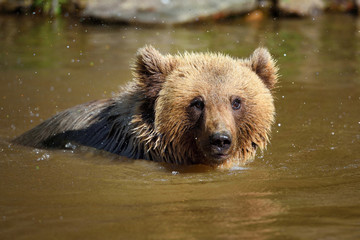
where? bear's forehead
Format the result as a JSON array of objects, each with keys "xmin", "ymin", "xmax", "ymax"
[
  {"xmin": 174, "ymin": 54, "xmax": 255, "ymax": 82},
  {"xmin": 176, "ymin": 53, "xmax": 238, "ymax": 70},
  {"xmin": 170, "ymin": 54, "xmax": 261, "ymax": 93}
]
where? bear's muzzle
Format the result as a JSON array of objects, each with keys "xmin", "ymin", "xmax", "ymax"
[{"xmin": 208, "ymin": 131, "xmax": 232, "ymax": 162}]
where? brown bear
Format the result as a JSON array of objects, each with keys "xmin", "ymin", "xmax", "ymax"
[{"xmin": 12, "ymin": 46, "xmax": 278, "ymax": 168}]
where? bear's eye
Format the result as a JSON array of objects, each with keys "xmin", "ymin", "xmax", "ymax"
[
  {"xmin": 190, "ymin": 97, "xmax": 205, "ymax": 111},
  {"xmin": 231, "ymin": 97, "xmax": 242, "ymax": 110}
]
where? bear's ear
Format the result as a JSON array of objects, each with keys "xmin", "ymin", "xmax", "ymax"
[
  {"xmin": 246, "ymin": 47, "xmax": 278, "ymax": 90},
  {"xmin": 134, "ymin": 45, "xmax": 175, "ymax": 99}
]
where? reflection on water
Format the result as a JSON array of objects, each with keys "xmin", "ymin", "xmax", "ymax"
[{"xmin": 0, "ymin": 15, "xmax": 360, "ymax": 239}]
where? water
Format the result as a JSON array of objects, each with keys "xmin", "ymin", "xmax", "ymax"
[{"xmin": 1, "ymin": 15, "xmax": 360, "ymax": 239}]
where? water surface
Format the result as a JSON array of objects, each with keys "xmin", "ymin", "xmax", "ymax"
[{"xmin": 1, "ymin": 15, "xmax": 360, "ymax": 239}]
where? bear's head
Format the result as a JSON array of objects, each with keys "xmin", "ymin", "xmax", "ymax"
[{"xmin": 133, "ymin": 46, "xmax": 278, "ymax": 167}]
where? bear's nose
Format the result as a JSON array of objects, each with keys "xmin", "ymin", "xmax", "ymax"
[{"xmin": 209, "ymin": 132, "xmax": 232, "ymax": 153}]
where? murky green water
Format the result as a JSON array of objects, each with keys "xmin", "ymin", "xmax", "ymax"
[{"xmin": 1, "ymin": 14, "xmax": 360, "ymax": 239}]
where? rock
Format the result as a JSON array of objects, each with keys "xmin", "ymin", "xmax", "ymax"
[
  {"xmin": 81, "ymin": 0, "xmax": 257, "ymax": 25},
  {"xmin": 245, "ymin": 9, "xmax": 266, "ymax": 22},
  {"xmin": 278, "ymin": 0, "xmax": 325, "ymax": 17},
  {"xmin": 71, "ymin": 0, "xmax": 88, "ymax": 10},
  {"xmin": 325, "ymin": 0, "xmax": 359, "ymax": 13}
]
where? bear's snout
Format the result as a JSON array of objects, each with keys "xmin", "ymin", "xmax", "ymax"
[{"xmin": 209, "ymin": 131, "xmax": 232, "ymax": 159}]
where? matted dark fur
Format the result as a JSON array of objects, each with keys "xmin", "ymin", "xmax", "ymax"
[{"xmin": 13, "ymin": 46, "xmax": 278, "ymax": 168}]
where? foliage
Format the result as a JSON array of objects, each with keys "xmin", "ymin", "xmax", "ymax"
[{"xmin": 34, "ymin": 0, "xmax": 69, "ymax": 15}]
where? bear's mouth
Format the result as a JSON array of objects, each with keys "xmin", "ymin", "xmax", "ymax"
[
  {"xmin": 195, "ymin": 137, "xmax": 232, "ymax": 165},
  {"xmin": 208, "ymin": 153, "xmax": 230, "ymax": 164}
]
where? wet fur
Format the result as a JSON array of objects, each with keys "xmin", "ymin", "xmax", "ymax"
[{"xmin": 13, "ymin": 46, "xmax": 278, "ymax": 167}]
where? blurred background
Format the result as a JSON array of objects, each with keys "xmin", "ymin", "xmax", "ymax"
[
  {"xmin": 0, "ymin": 1, "xmax": 359, "ymax": 239},
  {"xmin": 0, "ymin": 0, "xmax": 359, "ymax": 23}
]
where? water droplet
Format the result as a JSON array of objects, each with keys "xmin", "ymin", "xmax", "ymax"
[
  {"xmin": 37, "ymin": 153, "xmax": 50, "ymax": 161},
  {"xmin": 65, "ymin": 142, "xmax": 77, "ymax": 150}
]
